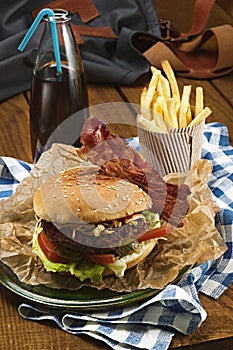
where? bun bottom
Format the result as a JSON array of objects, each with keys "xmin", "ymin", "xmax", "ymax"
[{"xmin": 103, "ymin": 239, "xmax": 157, "ymax": 276}]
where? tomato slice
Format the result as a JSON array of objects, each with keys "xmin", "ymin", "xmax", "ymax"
[
  {"xmin": 138, "ymin": 223, "xmax": 174, "ymax": 243},
  {"xmin": 90, "ymin": 253, "xmax": 115, "ymax": 264},
  {"xmin": 38, "ymin": 231, "xmax": 67, "ymax": 264},
  {"xmin": 38, "ymin": 231, "xmax": 115, "ymax": 265}
]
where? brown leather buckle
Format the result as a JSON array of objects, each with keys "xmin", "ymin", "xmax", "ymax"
[
  {"xmin": 159, "ymin": 19, "xmax": 180, "ymax": 40},
  {"xmin": 159, "ymin": 19, "xmax": 198, "ymax": 44}
]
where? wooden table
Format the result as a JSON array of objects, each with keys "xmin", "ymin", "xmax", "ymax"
[{"xmin": 0, "ymin": 1, "xmax": 233, "ymax": 349}]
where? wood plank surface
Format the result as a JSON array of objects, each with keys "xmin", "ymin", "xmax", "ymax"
[
  {"xmin": 0, "ymin": 288, "xmax": 101, "ymax": 350},
  {"xmin": 0, "ymin": 93, "xmax": 32, "ymax": 163},
  {"xmin": 0, "ymin": 1, "xmax": 233, "ymax": 350}
]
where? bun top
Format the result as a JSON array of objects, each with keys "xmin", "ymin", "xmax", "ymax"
[{"xmin": 33, "ymin": 166, "xmax": 152, "ymax": 225}]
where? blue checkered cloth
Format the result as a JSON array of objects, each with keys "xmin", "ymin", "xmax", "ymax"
[{"xmin": 1, "ymin": 122, "xmax": 233, "ymax": 350}]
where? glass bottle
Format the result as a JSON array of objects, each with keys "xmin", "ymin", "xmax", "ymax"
[{"xmin": 30, "ymin": 9, "xmax": 89, "ymax": 161}]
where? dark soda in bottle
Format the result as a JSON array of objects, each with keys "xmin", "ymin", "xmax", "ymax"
[{"xmin": 30, "ymin": 10, "xmax": 88, "ymax": 161}]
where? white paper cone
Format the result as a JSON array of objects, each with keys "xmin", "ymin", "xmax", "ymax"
[{"xmin": 137, "ymin": 118, "xmax": 204, "ymax": 176}]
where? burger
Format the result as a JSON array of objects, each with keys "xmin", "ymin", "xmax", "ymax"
[{"xmin": 32, "ymin": 166, "xmax": 172, "ymax": 283}]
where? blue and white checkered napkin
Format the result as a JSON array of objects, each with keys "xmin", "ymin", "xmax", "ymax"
[{"xmin": 1, "ymin": 122, "xmax": 233, "ymax": 350}]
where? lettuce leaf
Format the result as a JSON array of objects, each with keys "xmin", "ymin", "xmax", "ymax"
[{"xmin": 142, "ymin": 210, "xmax": 160, "ymax": 229}]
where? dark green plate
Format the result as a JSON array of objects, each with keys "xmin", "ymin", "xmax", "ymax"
[{"xmin": 0, "ymin": 261, "xmax": 160, "ymax": 310}]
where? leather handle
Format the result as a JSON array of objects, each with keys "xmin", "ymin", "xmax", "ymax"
[
  {"xmin": 184, "ymin": 0, "xmax": 216, "ymax": 37},
  {"xmin": 160, "ymin": 0, "xmax": 217, "ymax": 42}
]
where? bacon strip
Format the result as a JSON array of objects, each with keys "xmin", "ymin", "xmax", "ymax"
[{"xmin": 78, "ymin": 116, "xmax": 190, "ymax": 226}]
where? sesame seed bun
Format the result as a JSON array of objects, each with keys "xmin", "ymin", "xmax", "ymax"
[{"xmin": 33, "ymin": 166, "xmax": 152, "ymax": 225}]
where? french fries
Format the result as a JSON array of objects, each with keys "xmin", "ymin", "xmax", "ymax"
[
  {"xmin": 139, "ymin": 60, "xmax": 212, "ymax": 131},
  {"xmin": 179, "ymin": 85, "xmax": 192, "ymax": 127},
  {"xmin": 189, "ymin": 107, "xmax": 212, "ymax": 126},
  {"xmin": 195, "ymin": 86, "xmax": 204, "ymax": 116},
  {"xmin": 161, "ymin": 60, "xmax": 180, "ymax": 112}
]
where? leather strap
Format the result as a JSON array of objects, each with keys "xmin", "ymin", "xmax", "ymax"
[
  {"xmin": 144, "ymin": 41, "xmax": 189, "ymax": 72},
  {"xmin": 185, "ymin": 0, "xmax": 216, "ymax": 37},
  {"xmin": 143, "ymin": 24, "xmax": 233, "ymax": 77},
  {"xmin": 33, "ymin": 0, "xmax": 100, "ymax": 23},
  {"xmin": 166, "ymin": 0, "xmax": 217, "ymax": 42},
  {"xmin": 72, "ymin": 25, "xmax": 117, "ymax": 45},
  {"xmin": 212, "ymin": 25, "xmax": 233, "ymax": 71}
]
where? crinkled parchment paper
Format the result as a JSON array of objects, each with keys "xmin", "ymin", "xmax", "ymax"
[{"xmin": 0, "ymin": 144, "xmax": 227, "ymax": 292}]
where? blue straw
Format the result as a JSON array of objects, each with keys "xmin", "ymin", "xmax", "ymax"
[{"xmin": 18, "ymin": 9, "xmax": 62, "ymax": 74}]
